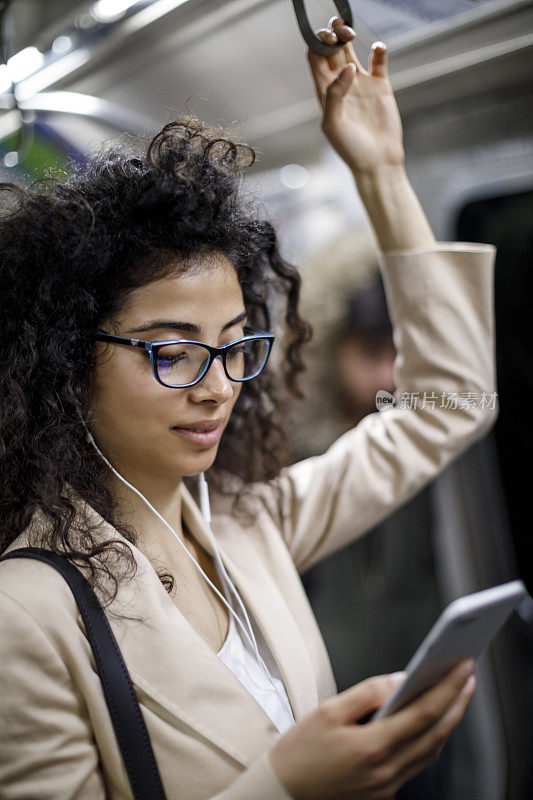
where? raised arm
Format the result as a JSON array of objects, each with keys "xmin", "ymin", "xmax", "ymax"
[
  {"xmin": 253, "ymin": 19, "xmax": 498, "ymax": 575},
  {"xmin": 308, "ymin": 18, "xmax": 436, "ymax": 252}
]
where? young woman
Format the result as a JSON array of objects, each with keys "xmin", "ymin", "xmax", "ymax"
[{"xmin": 0, "ymin": 18, "xmax": 497, "ymax": 800}]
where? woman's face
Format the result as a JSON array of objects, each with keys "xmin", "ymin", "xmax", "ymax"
[{"xmin": 89, "ymin": 254, "xmax": 245, "ymax": 485}]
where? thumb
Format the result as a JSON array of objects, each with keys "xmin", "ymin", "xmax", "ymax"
[
  {"xmin": 334, "ymin": 673, "xmax": 407, "ymax": 725},
  {"xmin": 322, "ymin": 63, "xmax": 355, "ymax": 121}
]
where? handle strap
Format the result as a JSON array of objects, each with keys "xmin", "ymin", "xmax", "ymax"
[
  {"xmin": 0, "ymin": 547, "xmax": 167, "ymax": 800},
  {"xmin": 291, "ymin": 0, "xmax": 354, "ymax": 55}
]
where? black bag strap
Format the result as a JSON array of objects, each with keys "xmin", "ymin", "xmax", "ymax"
[{"xmin": 0, "ymin": 547, "xmax": 168, "ymax": 800}]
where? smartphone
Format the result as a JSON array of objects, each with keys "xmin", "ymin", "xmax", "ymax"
[{"xmin": 371, "ymin": 579, "xmax": 527, "ymax": 721}]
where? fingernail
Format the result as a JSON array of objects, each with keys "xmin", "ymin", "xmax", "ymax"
[
  {"xmin": 372, "ymin": 41, "xmax": 386, "ymax": 51},
  {"xmin": 390, "ymin": 671, "xmax": 407, "ymax": 684},
  {"xmin": 318, "ymin": 28, "xmax": 336, "ymax": 43},
  {"xmin": 464, "ymin": 675, "xmax": 476, "ymax": 693}
]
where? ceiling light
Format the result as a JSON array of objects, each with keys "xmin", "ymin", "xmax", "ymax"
[
  {"xmin": 280, "ymin": 164, "xmax": 309, "ymax": 190},
  {"xmin": 3, "ymin": 152, "xmax": 19, "ymax": 168},
  {"xmin": 52, "ymin": 36, "xmax": 72, "ymax": 55},
  {"xmin": 0, "ymin": 64, "xmax": 12, "ymax": 94},
  {"xmin": 7, "ymin": 46, "xmax": 44, "ymax": 83},
  {"xmin": 91, "ymin": 0, "xmax": 139, "ymax": 23},
  {"xmin": 77, "ymin": 13, "xmax": 98, "ymax": 28},
  {"xmin": 14, "ymin": 50, "xmax": 91, "ymax": 102}
]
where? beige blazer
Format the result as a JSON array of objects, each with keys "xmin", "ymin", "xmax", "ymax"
[{"xmin": 0, "ymin": 243, "xmax": 498, "ymax": 800}]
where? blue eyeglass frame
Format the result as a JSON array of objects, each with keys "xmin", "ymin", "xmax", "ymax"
[{"xmin": 94, "ymin": 328, "xmax": 275, "ymax": 388}]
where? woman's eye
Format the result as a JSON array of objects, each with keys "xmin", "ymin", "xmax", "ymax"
[
  {"xmin": 158, "ymin": 353, "xmax": 187, "ymax": 365},
  {"xmin": 227, "ymin": 345, "xmax": 246, "ymax": 360}
]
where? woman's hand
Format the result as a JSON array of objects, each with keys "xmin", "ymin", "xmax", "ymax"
[
  {"xmin": 307, "ymin": 18, "xmax": 405, "ymax": 175},
  {"xmin": 268, "ymin": 659, "xmax": 476, "ymax": 800}
]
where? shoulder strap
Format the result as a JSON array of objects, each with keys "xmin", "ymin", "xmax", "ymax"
[{"xmin": 0, "ymin": 547, "xmax": 168, "ymax": 800}]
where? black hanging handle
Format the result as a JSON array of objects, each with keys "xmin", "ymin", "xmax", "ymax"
[
  {"xmin": 291, "ymin": 0, "xmax": 354, "ymax": 56},
  {"xmin": 0, "ymin": 547, "xmax": 168, "ymax": 800}
]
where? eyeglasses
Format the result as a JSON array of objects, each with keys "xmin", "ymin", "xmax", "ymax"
[{"xmin": 94, "ymin": 328, "xmax": 275, "ymax": 388}]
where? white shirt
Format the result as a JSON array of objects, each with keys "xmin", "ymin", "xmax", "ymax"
[{"xmin": 213, "ymin": 557, "xmax": 296, "ymax": 734}]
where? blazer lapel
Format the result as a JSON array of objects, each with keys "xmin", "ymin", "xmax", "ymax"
[
  {"xmin": 25, "ymin": 487, "xmax": 318, "ymax": 766},
  {"xmin": 180, "ymin": 483, "xmax": 319, "ymax": 722}
]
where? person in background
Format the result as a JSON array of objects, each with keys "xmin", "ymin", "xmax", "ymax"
[{"xmin": 294, "ymin": 229, "xmax": 396, "ymax": 454}]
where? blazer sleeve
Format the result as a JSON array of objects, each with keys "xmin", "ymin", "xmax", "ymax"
[{"xmin": 259, "ymin": 242, "xmax": 498, "ymax": 575}]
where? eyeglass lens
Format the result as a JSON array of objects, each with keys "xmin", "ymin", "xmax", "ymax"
[{"xmin": 156, "ymin": 339, "xmax": 269, "ymax": 386}]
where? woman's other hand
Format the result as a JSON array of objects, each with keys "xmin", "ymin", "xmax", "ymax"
[
  {"xmin": 268, "ymin": 658, "xmax": 476, "ymax": 800},
  {"xmin": 307, "ymin": 18, "xmax": 405, "ymax": 175}
]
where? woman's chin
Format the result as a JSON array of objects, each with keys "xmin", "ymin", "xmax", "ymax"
[{"xmin": 177, "ymin": 448, "xmax": 219, "ymax": 477}]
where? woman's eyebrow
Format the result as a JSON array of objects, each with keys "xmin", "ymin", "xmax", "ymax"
[{"xmin": 126, "ymin": 311, "xmax": 248, "ymax": 335}]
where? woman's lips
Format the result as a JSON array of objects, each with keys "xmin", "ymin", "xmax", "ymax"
[{"xmin": 171, "ymin": 420, "xmax": 224, "ymax": 447}]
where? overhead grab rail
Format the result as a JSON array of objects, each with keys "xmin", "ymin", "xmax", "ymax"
[{"xmin": 291, "ymin": 0, "xmax": 354, "ymax": 55}]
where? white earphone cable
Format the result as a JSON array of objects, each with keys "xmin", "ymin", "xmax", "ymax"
[
  {"xmin": 81, "ymin": 421, "xmax": 294, "ymax": 725},
  {"xmin": 197, "ymin": 474, "xmax": 295, "ymax": 722}
]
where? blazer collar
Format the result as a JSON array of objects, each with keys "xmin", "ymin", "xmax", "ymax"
[
  {"xmin": 180, "ymin": 480, "xmax": 320, "ymax": 718},
  {"xmin": 21, "ymin": 484, "xmax": 319, "ymax": 766}
]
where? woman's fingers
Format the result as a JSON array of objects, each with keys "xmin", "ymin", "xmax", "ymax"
[
  {"xmin": 316, "ymin": 28, "xmax": 337, "ymax": 45},
  {"xmin": 306, "ymin": 15, "xmax": 383, "ymax": 109},
  {"xmin": 369, "ymin": 41, "xmax": 388, "ymax": 78},
  {"xmin": 343, "ymin": 663, "xmax": 476, "ymax": 797},
  {"xmin": 309, "ymin": 16, "xmax": 366, "ymax": 74},
  {"xmin": 306, "ymin": 48, "xmax": 335, "ymax": 108},
  {"xmin": 329, "ymin": 18, "xmax": 355, "ymax": 41},
  {"xmin": 330, "ymin": 16, "xmax": 366, "ymax": 72},
  {"xmin": 392, "ymin": 675, "xmax": 477, "ymax": 785},
  {"xmin": 314, "ymin": 24, "xmax": 356, "ymax": 59},
  {"xmin": 327, "ymin": 673, "xmax": 407, "ymax": 725},
  {"xmin": 375, "ymin": 659, "xmax": 475, "ymax": 743}
]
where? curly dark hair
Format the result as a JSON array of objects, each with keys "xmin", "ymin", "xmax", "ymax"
[{"xmin": 0, "ymin": 114, "xmax": 311, "ymax": 610}]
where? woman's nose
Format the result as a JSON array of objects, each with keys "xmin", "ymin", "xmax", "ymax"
[{"xmin": 190, "ymin": 355, "xmax": 234, "ymax": 403}]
